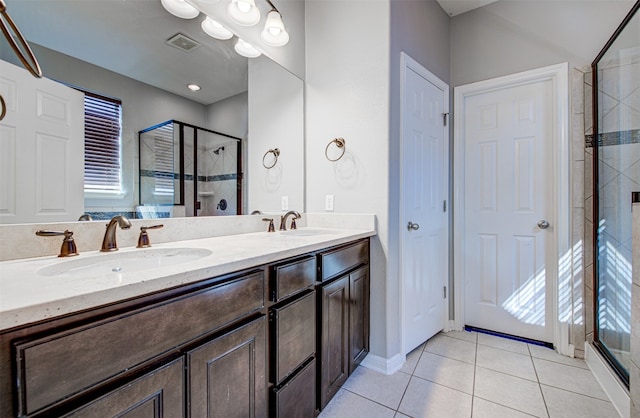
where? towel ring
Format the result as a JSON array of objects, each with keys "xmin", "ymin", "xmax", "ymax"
[
  {"xmin": 325, "ymin": 138, "xmax": 346, "ymax": 162},
  {"xmin": 0, "ymin": 95, "xmax": 5, "ymax": 121},
  {"xmin": 0, "ymin": 1, "xmax": 43, "ymax": 79},
  {"xmin": 262, "ymin": 148, "xmax": 280, "ymax": 169}
]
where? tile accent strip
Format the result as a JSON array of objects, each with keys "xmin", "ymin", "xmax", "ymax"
[
  {"xmin": 140, "ymin": 170, "xmax": 237, "ymax": 183},
  {"xmin": 585, "ymin": 129, "xmax": 640, "ymax": 148}
]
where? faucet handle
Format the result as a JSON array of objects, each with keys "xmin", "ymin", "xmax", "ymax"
[
  {"xmin": 262, "ymin": 218, "xmax": 275, "ymax": 233},
  {"xmin": 290, "ymin": 218, "xmax": 298, "ymax": 230},
  {"xmin": 36, "ymin": 230, "xmax": 79, "ymax": 257},
  {"xmin": 137, "ymin": 224, "xmax": 163, "ymax": 248}
]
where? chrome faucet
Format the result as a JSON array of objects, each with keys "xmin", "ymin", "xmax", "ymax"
[
  {"xmin": 101, "ymin": 215, "xmax": 131, "ymax": 252},
  {"xmin": 279, "ymin": 211, "xmax": 301, "ymax": 231}
]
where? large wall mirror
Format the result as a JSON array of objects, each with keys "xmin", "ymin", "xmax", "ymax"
[{"xmin": 0, "ymin": 0, "xmax": 304, "ymax": 224}]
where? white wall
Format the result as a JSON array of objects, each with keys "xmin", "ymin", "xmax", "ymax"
[
  {"xmin": 306, "ymin": 0, "xmax": 391, "ymax": 358},
  {"xmin": 450, "ymin": 0, "xmax": 635, "ymax": 87},
  {"xmin": 248, "ymin": 56, "xmax": 304, "ymax": 213}
]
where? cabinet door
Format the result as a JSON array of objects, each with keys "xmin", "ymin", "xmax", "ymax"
[
  {"xmin": 349, "ymin": 266, "xmax": 370, "ymax": 374},
  {"xmin": 64, "ymin": 358, "xmax": 184, "ymax": 418},
  {"xmin": 319, "ymin": 276, "xmax": 349, "ymax": 409},
  {"xmin": 187, "ymin": 317, "xmax": 267, "ymax": 418}
]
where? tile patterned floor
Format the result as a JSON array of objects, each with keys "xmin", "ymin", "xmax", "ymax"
[{"xmin": 318, "ymin": 331, "xmax": 620, "ymax": 418}]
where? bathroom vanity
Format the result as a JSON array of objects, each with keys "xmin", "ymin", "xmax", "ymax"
[{"xmin": 0, "ymin": 228, "xmax": 372, "ymax": 417}]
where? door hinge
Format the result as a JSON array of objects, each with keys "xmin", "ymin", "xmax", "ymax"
[
  {"xmin": 442, "ymin": 113, "xmax": 449, "ymax": 127},
  {"xmin": 443, "ymin": 200, "xmax": 447, "ymax": 213},
  {"xmin": 443, "ymin": 286, "xmax": 447, "ymax": 299}
]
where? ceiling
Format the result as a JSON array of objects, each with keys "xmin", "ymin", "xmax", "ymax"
[
  {"xmin": 5, "ymin": 0, "xmax": 248, "ymax": 106},
  {"xmin": 4, "ymin": 0, "xmax": 499, "ymax": 105},
  {"xmin": 436, "ymin": 0, "xmax": 500, "ymax": 16}
]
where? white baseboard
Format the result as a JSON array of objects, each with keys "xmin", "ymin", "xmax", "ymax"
[
  {"xmin": 360, "ymin": 352, "xmax": 404, "ymax": 375},
  {"xmin": 585, "ymin": 342, "xmax": 629, "ymax": 418}
]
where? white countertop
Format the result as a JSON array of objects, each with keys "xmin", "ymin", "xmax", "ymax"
[{"xmin": 0, "ymin": 227, "xmax": 375, "ymax": 331}]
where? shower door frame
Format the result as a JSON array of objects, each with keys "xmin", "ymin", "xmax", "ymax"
[
  {"xmin": 138, "ymin": 120, "xmax": 243, "ymax": 215},
  {"xmin": 590, "ymin": 0, "xmax": 639, "ymax": 387}
]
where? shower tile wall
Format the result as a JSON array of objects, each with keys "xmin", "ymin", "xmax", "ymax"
[
  {"xmin": 571, "ymin": 67, "xmax": 588, "ymax": 359},
  {"xmin": 197, "ymin": 139, "xmax": 238, "ymax": 217}
]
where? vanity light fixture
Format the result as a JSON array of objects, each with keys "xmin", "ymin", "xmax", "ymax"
[
  {"xmin": 234, "ymin": 38, "xmax": 261, "ymax": 58},
  {"xmin": 160, "ymin": 0, "xmax": 200, "ymax": 19},
  {"xmin": 260, "ymin": 9, "xmax": 288, "ymax": 46},
  {"xmin": 187, "ymin": 83, "xmax": 201, "ymax": 91},
  {"xmin": 227, "ymin": 0, "xmax": 261, "ymax": 26},
  {"xmin": 201, "ymin": 16, "xmax": 233, "ymax": 40}
]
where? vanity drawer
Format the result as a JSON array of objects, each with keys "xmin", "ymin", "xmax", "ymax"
[
  {"xmin": 319, "ymin": 240, "xmax": 369, "ymax": 281},
  {"xmin": 270, "ymin": 291, "xmax": 315, "ymax": 385},
  {"xmin": 269, "ymin": 256, "xmax": 316, "ymax": 302},
  {"xmin": 14, "ymin": 271, "xmax": 264, "ymax": 416},
  {"xmin": 271, "ymin": 358, "xmax": 316, "ymax": 418}
]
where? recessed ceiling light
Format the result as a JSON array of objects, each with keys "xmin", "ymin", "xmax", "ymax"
[{"xmin": 187, "ymin": 84, "xmax": 201, "ymax": 91}]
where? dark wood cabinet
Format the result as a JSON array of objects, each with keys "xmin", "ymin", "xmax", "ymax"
[
  {"xmin": 268, "ymin": 256, "xmax": 317, "ymax": 418},
  {"xmin": 349, "ymin": 266, "xmax": 370, "ymax": 373},
  {"xmin": 319, "ymin": 275, "xmax": 350, "ymax": 409},
  {"xmin": 188, "ymin": 317, "xmax": 267, "ymax": 418},
  {"xmin": 317, "ymin": 240, "xmax": 370, "ymax": 411},
  {"xmin": 0, "ymin": 237, "xmax": 370, "ymax": 418},
  {"xmin": 64, "ymin": 358, "xmax": 185, "ymax": 418},
  {"xmin": 270, "ymin": 359, "xmax": 316, "ymax": 418}
]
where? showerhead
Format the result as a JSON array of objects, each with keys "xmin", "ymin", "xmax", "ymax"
[{"xmin": 212, "ymin": 146, "xmax": 225, "ymax": 155}]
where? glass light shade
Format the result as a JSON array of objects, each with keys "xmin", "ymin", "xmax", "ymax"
[
  {"xmin": 234, "ymin": 39, "xmax": 261, "ymax": 58},
  {"xmin": 160, "ymin": 0, "xmax": 200, "ymax": 19},
  {"xmin": 201, "ymin": 17, "xmax": 233, "ymax": 40},
  {"xmin": 227, "ymin": 0, "xmax": 260, "ymax": 26},
  {"xmin": 260, "ymin": 10, "xmax": 289, "ymax": 47},
  {"xmin": 187, "ymin": 84, "xmax": 201, "ymax": 91}
]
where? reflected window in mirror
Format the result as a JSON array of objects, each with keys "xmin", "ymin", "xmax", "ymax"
[{"xmin": 81, "ymin": 91, "xmax": 123, "ymax": 195}]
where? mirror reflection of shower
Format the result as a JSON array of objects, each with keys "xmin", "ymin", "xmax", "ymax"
[{"xmin": 138, "ymin": 120, "xmax": 242, "ymax": 218}]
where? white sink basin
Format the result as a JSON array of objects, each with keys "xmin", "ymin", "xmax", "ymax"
[
  {"xmin": 280, "ymin": 228, "xmax": 342, "ymax": 237},
  {"xmin": 37, "ymin": 248, "xmax": 212, "ymax": 278}
]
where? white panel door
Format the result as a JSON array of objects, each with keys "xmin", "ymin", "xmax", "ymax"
[
  {"xmin": 401, "ymin": 62, "xmax": 448, "ymax": 354},
  {"xmin": 463, "ymin": 79, "xmax": 554, "ymax": 342},
  {"xmin": 0, "ymin": 60, "xmax": 84, "ymax": 224}
]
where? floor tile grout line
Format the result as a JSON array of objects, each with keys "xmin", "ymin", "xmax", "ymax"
[
  {"xmin": 474, "ymin": 364, "xmax": 541, "ymax": 384},
  {"xmin": 538, "ymin": 382, "xmax": 613, "ymax": 403},
  {"xmin": 340, "ymin": 387, "xmax": 400, "ymax": 415},
  {"xmin": 472, "ymin": 394, "xmax": 544, "ymax": 418},
  {"xmin": 530, "ymin": 343, "xmax": 552, "ymax": 418},
  {"xmin": 470, "ymin": 335, "xmax": 478, "ymax": 417}
]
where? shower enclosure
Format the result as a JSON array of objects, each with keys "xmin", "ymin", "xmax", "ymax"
[
  {"xmin": 138, "ymin": 120, "xmax": 242, "ymax": 218},
  {"xmin": 592, "ymin": 2, "xmax": 639, "ymax": 385}
]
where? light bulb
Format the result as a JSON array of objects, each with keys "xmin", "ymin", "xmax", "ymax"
[
  {"xmin": 234, "ymin": 39, "xmax": 261, "ymax": 58},
  {"xmin": 237, "ymin": 0, "xmax": 251, "ymax": 13},
  {"xmin": 261, "ymin": 10, "xmax": 289, "ymax": 47},
  {"xmin": 160, "ymin": 0, "xmax": 199, "ymax": 19},
  {"xmin": 201, "ymin": 16, "xmax": 233, "ymax": 40},
  {"xmin": 227, "ymin": 0, "xmax": 260, "ymax": 26}
]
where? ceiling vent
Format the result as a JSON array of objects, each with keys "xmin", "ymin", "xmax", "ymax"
[{"xmin": 165, "ymin": 33, "xmax": 202, "ymax": 52}]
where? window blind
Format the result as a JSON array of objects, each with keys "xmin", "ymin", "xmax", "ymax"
[
  {"xmin": 153, "ymin": 124, "xmax": 175, "ymax": 195},
  {"xmin": 83, "ymin": 92, "xmax": 122, "ymax": 192}
]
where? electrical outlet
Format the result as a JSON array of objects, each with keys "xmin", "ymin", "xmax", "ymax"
[
  {"xmin": 325, "ymin": 194, "xmax": 334, "ymax": 211},
  {"xmin": 281, "ymin": 196, "xmax": 289, "ymax": 211}
]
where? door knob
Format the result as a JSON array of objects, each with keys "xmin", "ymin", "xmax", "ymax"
[
  {"xmin": 537, "ymin": 220, "xmax": 550, "ymax": 229},
  {"xmin": 407, "ymin": 222, "xmax": 420, "ymax": 231}
]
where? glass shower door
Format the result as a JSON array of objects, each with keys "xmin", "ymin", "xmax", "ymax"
[{"xmin": 593, "ymin": 5, "xmax": 639, "ymax": 383}]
